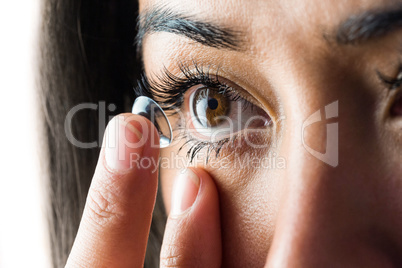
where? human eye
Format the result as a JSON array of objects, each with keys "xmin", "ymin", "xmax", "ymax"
[
  {"xmin": 377, "ymin": 62, "xmax": 402, "ymax": 117},
  {"xmin": 185, "ymin": 78, "xmax": 270, "ymax": 138},
  {"xmin": 135, "ymin": 62, "xmax": 272, "ymax": 162}
]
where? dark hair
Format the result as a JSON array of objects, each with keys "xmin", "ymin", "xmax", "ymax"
[{"xmin": 39, "ymin": 1, "xmax": 166, "ymax": 267}]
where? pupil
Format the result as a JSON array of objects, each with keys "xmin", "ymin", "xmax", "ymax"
[{"xmin": 208, "ymin": 98, "xmax": 219, "ymax": 110}]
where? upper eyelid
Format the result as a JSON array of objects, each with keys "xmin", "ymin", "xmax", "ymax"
[
  {"xmin": 166, "ymin": 62, "xmax": 260, "ymax": 102},
  {"xmin": 137, "ymin": 62, "xmax": 233, "ymax": 104},
  {"xmin": 377, "ymin": 63, "xmax": 402, "ymax": 90},
  {"xmin": 138, "ymin": 60, "xmax": 274, "ymax": 123}
]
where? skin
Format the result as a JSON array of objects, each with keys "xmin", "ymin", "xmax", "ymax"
[{"xmin": 66, "ymin": 0, "xmax": 402, "ymax": 267}]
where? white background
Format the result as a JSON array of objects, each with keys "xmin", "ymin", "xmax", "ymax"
[{"xmin": 0, "ymin": 1, "xmax": 51, "ymax": 267}]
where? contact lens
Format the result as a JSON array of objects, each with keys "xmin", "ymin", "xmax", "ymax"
[{"xmin": 131, "ymin": 96, "xmax": 173, "ymax": 148}]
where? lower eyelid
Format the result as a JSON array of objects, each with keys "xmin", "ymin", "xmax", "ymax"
[{"xmin": 171, "ymin": 108, "xmax": 273, "ymax": 163}]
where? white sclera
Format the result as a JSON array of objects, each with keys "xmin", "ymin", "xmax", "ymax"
[{"xmin": 131, "ymin": 96, "xmax": 173, "ymax": 148}]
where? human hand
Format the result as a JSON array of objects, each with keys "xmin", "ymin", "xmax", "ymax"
[{"xmin": 65, "ymin": 113, "xmax": 222, "ymax": 267}]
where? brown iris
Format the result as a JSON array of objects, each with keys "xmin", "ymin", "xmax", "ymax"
[{"xmin": 192, "ymin": 87, "xmax": 229, "ymax": 127}]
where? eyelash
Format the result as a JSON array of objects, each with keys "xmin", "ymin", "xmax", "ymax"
[
  {"xmin": 377, "ymin": 62, "xmax": 402, "ymax": 90},
  {"xmin": 135, "ymin": 60, "xmax": 402, "ymax": 161},
  {"xmin": 135, "ymin": 62, "xmax": 250, "ymax": 162}
]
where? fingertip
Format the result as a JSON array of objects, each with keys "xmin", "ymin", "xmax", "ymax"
[
  {"xmin": 101, "ymin": 113, "xmax": 160, "ymax": 174},
  {"xmin": 189, "ymin": 167, "xmax": 219, "ymax": 212},
  {"xmin": 161, "ymin": 167, "xmax": 222, "ymax": 267},
  {"xmin": 168, "ymin": 167, "xmax": 219, "ymax": 218},
  {"xmin": 170, "ymin": 168, "xmax": 200, "ymax": 216},
  {"xmin": 121, "ymin": 113, "xmax": 160, "ymax": 149},
  {"xmin": 67, "ymin": 113, "xmax": 162, "ymax": 267},
  {"xmin": 116, "ymin": 113, "xmax": 161, "ymax": 152}
]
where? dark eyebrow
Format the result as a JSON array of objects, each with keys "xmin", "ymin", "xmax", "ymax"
[
  {"xmin": 336, "ymin": 5, "xmax": 402, "ymax": 45},
  {"xmin": 135, "ymin": 7, "xmax": 242, "ymax": 53}
]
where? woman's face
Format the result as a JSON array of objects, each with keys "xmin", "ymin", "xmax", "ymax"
[{"xmin": 139, "ymin": 0, "xmax": 402, "ymax": 266}]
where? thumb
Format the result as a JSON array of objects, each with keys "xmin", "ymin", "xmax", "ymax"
[{"xmin": 160, "ymin": 168, "xmax": 222, "ymax": 268}]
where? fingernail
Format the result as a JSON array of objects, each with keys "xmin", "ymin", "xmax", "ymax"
[
  {"xmin": 104, "ymin": 115, "xmax": 143, "ymax": 172},
  {"xmin": 170, "ymin": 169, "xmax": 200, "ymax": 216}
]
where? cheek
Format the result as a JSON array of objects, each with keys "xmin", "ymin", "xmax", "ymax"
[
  {"xmin": 209, "ymin": 167, "xmax": 283, "ymax": 266},
  {"xmin": 159, "ymin": 147, "xmax": 284, "ymax": 266}
]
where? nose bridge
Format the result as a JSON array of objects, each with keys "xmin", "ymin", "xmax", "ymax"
[
  {"xmin": 260, "ymin": 34, "xmax": 398, "ymax": 265},
  {"xmin": 267, "ymin": 135, "xmax": 370, "ymax": 266},
  {"xmin": 267, "ymin": 155, "xmax": 348, "ymax": 264},
  {"xmin": 264, "ymin": 59, "xmax": 377, "ymax": 265},
  {"xmin": 266, "ymin": 103, "xmax": 391, "ymax": 266}
]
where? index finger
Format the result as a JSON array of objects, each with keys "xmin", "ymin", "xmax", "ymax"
[{"xmin": 66, "ymin": 114, "xmax": 160, "ymax": 268}]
